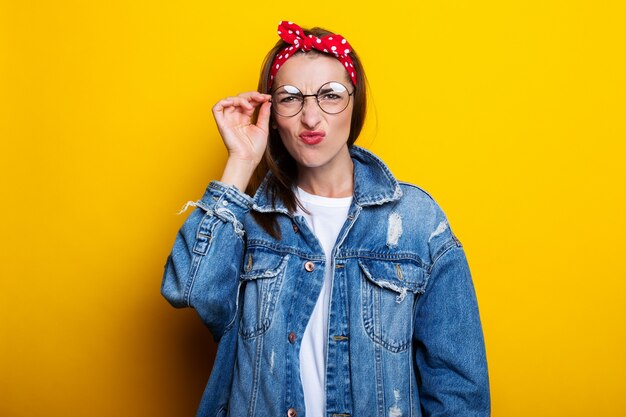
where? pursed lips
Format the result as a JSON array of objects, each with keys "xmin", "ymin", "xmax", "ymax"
[{"xmin": 299, "ymin": 131, "xmax": 326, "ymax": 145}]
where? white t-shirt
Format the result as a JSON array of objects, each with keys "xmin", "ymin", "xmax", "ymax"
[{"xmin": 295, "ymin": 187, "xmax": 352, "ymax": 417}]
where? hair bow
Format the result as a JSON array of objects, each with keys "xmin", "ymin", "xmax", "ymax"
[{"xmin": 269, "ymin": 21, "xmax": 357, "ymax": 88}]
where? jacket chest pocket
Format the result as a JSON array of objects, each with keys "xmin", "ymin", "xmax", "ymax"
[
  {"xmin": 239, "ymin": 252, "xmax": 289, "ymax": 339},
  {"xmin": 359, "ymin": 259, "xmax": 427, "ymax": 352}
]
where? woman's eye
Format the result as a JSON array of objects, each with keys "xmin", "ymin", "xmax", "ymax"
[
  {"xmin": 280, "ymin": 95, "xmax": 302, "ymax": 104},
  {"xmin": 320, "ymin": 93, "xmax": 341, "ymax": 101}
]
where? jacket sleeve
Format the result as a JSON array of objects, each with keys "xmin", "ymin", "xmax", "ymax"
[
  {"xmin": 161, "ymin": 180, "xmax": 252, "ymax": 341},
  {"xmin": 413, "ymin": 236, "xmax": 491, "ymax": 416}
]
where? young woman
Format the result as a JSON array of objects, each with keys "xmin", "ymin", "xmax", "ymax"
[{"xmin": 162, "ymin": 21, "xmax": 490, "ymax": 417}]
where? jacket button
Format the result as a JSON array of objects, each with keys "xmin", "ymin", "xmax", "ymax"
[
  {"xmin": 287, "ymin": 408, "xmax": 297, "ymax": 417},
  {"xmin": 288, "ymin": 331, "xmax": 297, "ymax": 344},
  {"xmin": 304, "ymin": 261, "xmax": 315, "ymax": 272},
  {"xmin": 292, "ymin": 223, "xmax": 299, "ymax": 233}
]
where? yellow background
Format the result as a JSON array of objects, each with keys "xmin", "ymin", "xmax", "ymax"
[{"xmin": 1, "ymin": 1, "xmax": 625, "ymax": 416}]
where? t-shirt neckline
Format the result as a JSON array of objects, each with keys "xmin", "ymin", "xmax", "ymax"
[{"xmin": 296, "ymin": 187, "xmax": 353, "ymax": 207}]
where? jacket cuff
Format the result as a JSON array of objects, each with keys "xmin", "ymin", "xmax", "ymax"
[{"xmin": 199, "ymin": 180, "xmax": 253, "ymax": 212}]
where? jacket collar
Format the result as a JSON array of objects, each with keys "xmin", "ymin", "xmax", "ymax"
[{"xmin": 252, "ymin": 146, "xmax": 403, "ymax": 214}]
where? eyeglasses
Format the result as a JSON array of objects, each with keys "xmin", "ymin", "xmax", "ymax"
[{"xmin": 270, "ymin": 81, "xmax": 354, "ymax": 117}]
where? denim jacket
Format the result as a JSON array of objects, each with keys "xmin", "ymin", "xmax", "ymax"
[{"xmin": 161, "ymin": 146, "xmax": 490, "ymax": 417}]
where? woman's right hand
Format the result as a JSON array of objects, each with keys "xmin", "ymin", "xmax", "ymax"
[{"xmin": 212, "ymin": 92, "xmax": 272, "ymax": 191}]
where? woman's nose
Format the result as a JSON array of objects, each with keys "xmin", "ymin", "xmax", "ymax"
[{"xmin": 300, "ymin": 97, "xmax": 322, "ymax": 128}]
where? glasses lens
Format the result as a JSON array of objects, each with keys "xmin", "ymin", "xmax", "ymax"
[
  {"xmin": 317, "ymin": 82, "xmax": 350, "ymax": 114},
  {"xmin": 272, "ymin": 85, "xmax": 303, "ymax": 117}
]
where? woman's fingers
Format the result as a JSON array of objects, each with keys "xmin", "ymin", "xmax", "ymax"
[
  {"xmin": 235, "ymin": 91, "xmax": 270, "ymax": 101},
  {"xmin": 212, "ymin": 93, "xmax": 272, "ymax": 130},
  {"xmin": 210, "ymin": 92, "xmax": 272, "ymax": 161},
  {"xmin": 256, "ymin": 100, "xmax": 272, "ymax": 131},
  {"xmin": 212, "ymin": 99, "xmax": 249, "ymax": 129},
  {"xmin": 213, "ymin": 97, "xmax": 253, "ymax": 114},
  {"xmin": 213, "ymin": 93, "xmax": 270, "ymax": 120},
  {"xmin": 248, "ymin": 92, "xmax": 271, "ymax": 103}
]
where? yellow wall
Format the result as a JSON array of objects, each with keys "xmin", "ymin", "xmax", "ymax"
[{"xmin": 2, "ymin": 1, "xmax": 625, "ymax": 416}]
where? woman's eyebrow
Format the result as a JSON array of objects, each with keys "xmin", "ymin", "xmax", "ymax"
[{"xmin": 317, "ymin": 86, "xmax": 334, "ymax": 94}]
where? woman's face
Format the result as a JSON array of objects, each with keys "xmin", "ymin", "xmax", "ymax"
[{"xmin": 272, "ymin": 53, "xmax": 354, "ymax": 175}]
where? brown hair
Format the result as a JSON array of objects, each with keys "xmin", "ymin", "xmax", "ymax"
[{"xmin": 248, "ymin": 26, "xmax": 368, "ymax": 238}]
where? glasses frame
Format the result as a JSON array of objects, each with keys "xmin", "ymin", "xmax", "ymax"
[{"xmin": 269, "ymin": 81, "xmax": 354, "ymax": 118}]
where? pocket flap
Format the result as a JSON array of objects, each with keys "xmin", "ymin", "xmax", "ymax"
[
  {"xmin": 358, "ymin": 259, "xmax": 427, "ymax": 294},
  {"xmin": 241, "ymin": 250, "xmax": 289, "ymax": 281}
]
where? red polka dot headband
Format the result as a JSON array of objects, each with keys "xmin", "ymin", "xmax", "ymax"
[{"xmin": 269, "ymin": 21, "xmax": 357, "ymax": 89}]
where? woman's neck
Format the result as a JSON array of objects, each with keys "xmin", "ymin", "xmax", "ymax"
[{"xmin": 297, "ymin": 157, "xmax": 354, "ymax": 198}]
